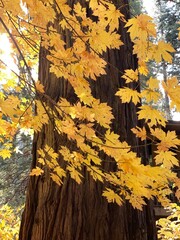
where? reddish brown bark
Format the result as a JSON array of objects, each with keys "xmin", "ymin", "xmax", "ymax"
[{"xmin": 19, "ymin": 0, "xmax": 157, "ymax": 239}]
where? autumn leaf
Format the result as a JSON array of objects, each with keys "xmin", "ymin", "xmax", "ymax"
[
  {"xmin": 146, "ymin": 77, "xmax": 159, "ymax": 90},
  {"xmin": 133, "ymin": 39, "xmax": 149, "ymax": 60},
  {"xmin": 116, "ymin": 87, "xmax": 141, "ymax": 105},
  {"xmin": 131, "ymin": 127, "xmax": 147, "ymax": 141},
  {"xmin": 54, "ymin": 166, "xmax": 66, "ymax": 178},
  {"xmin": 150, "ymin": 41, "xmax": 175, "ymax": 63},
  {"xmin": 102, "ymin": 188, "xmax": 123, "ymax": 206},
  {"xmin": 89, "ymin": 28, "xmax": 123, "ymax": 54},
  {"xmin": 38, "ymin": 158, "xmax": 45, "ymax": 165},
  {"xmin": 0, "ymin": 149, "xmax": 11, "ymax": 159},
  {"xmin": 155, "ymin": 151, "xmax": 179, "ymax": 169},
  {"xmin": 126, "ymin": 195, "xmax": 146, "ymax": 211},
  {"xmin": 74, "ymin": 2, "xmax": 86, "ymax": 20},
  {"xmin": 92, "ymin": 99, "xmax": 114, "ymax": 128},
  {"xmin": 30, "ymin": 167, "xmax": 44, "ymax": 176},
  {"xmin": 50, "ymin": 173, "xmax": 63, "ymax": 186},
  {"xmin": 141, "ymin": 89, "xmax": 160, "ymax": 103},
  {"xmin": 174, "ymin": 179, "xmax": 180, "ymax": 200},
  {"xmin": 87, "ymin": 166, "xmax": 104, "ymax": 182},
  {"xmin": 151, "ymin": 129, "xmax": 180, "ymax": 151},
  {"xmin": 138, "ymin": 60, "xmax": 149, "ymax": 76},
  {"xmin": 35, "ymin": 81, "xmax": 45, "ymax": 93},
  {"xmin": 162, "ymin": 77, "xmax": 180, "ymax": 112},
  {"xmin": 67, "ymin": 165, "xmax": 83, "ymax": 184},
  {"xmin": 125, "ymin": 14, "xmax": 156, "ymax": 40},
  {"xmin": 137, "ymin": 105, "xmax": 166, "ymax": 127},
  {"xmin": 122, "ymin": 69, "xmax": 138, "ymax": 83}
]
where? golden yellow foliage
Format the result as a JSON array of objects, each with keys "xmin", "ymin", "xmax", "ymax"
[
  {"xmin": 30, "ymin": 166, "xmax": 44, "ymax": 176},
  {"xmin": 162, "ymin": 77, "xmax": 180, "ymax": 112},
  {"xmin": 0, "ymin": 205, "xmax": 21, "ymax": 240},
  {"xmin": 116, "ymin": 87, "xmax": 141, "ymax": 105},
  {"xmin": 157, "ymin": 203, "xmax": 180, "ymax": 239},
  {"xmin": 0, "ymin": 0, "xmax": 180, "ymax": 219}
]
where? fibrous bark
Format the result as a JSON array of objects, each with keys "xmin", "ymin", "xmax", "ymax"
[{"xmin": 19, "ymin": 1, "xmax": 157, "ymax": 239}]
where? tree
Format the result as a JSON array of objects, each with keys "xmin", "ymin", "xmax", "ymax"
[
  {"xmin": 129, "ymin": 0, "xmax": 143, "ymax": 16},
  {"xmin": 150, "ymin": 0, "xmax": 180, "ymax": 119},
  {"xmin": 19, "ymin": 1, "xmax": 157, "ymax": 239},
  {"xmin": 0, "ymin": 1, "xmax": 180, "ymax": 240}
]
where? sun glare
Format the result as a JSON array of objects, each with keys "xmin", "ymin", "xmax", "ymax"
[
  {"xmin": 143, "ymin": 0, "xmax": 155, "ymax": 17},
  {"xmin": 0, "ymin": 33, "xmax": 18, "ymax": 82}
]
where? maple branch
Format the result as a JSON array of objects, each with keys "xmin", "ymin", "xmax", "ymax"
[
  {"xmin": 0, "ymin": 58, "xmax": 34, "ymax": 95},
  {"xmin": 7, "ymin": 13, "xmax": 40, "ymax": 53},
  {"xmin": 0, "ymin": 16, "xmax": 35, "ymax": 85},
  {"xmin": 53, "ymin": 0, "xmax": 130, "ymax": 78}
]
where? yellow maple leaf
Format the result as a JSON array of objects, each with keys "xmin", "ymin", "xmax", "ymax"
[
  {"xmin": 37, "ymin": 148, "xmax": 45, "ymax": 158},
  {"xmin": 131, "ymin": 127, "xmax": 147, "ymax": 141},
  {"xmin": 141, "ymin": 89, "xmax": 161, "ymax": 103},
  {"xmin": 137, "ymin": 105, "xmax": 166, "ymax": 127},
  {"xmin": 54, "ymin": 166, "xmax": 66, "ymax": 178},
  {"xmin": 0, "ymin": 149, "xmax": 11, "ymax": 159},
  {"xmin": 155, "ymin": 151, "xmax": 179, "ymax": 169},
  {"xmin": 59, "ymin": 146, "xmax": 72, "ymax": 162},
  {"xmin": 126, "ymin": 195, "xmax": 146, "ymax": 210},
  {"xmin": 92, "ymin": 99, "xmax": 114, "ymax": 128},
  {"xmin": 150, "ymin": 41, "xmax": 175, "ymax": 63},
  {"xmin": 38, "ymin": 158, "xmax": 45, "ymax": 165},
  {"xmin": 174, "ymin": 178, "xmax": 180, "ymax": 200},
  {"xmin": 100, "ymin": 130, "xmax": 130, "ymax": 162},
  {"xmin": 125, "ymin": 14, "xmax": 156, "ymax": 40},
  {"xmin": 87, "ymin": 166, "xmax": 104, "ymax": 182},
  {"xmin": 116, "ymin": 87, "xmax": 141, "ymax": 105},
  {"xmin": 87, "ymin": 152, "xmax": 101, "ymax": 165},
  {"xmin": 151, "ymin": 129, "xmax": 180, "ymax": 151},
  {"xmin": 102, "ymin": 188, "xmax": 123, "ymax": 206},
  {"xmin": 138, "ymin": 60, "xmax": 149, "ymax": 76},
  {"xmin": 67, "ymin": 165, "xmax": 83, "ymax": 184},
  {"xmin": 162, "ymin": 77, "xmax": 180, "ymax": 112},
  {"xmin": 44, "ymin": 145, "xmax": 58, "ymax": 160},
  {"xmin": 50, "ymin": 173, "xmax": 63, "ymax": 186},
  {"xmin": 35, "ymin": 81, "xmax": 45, "ymax": 93},
  {"xmin": 30, "ymin": 167, "xmax": 44, "ymax": 176},
  {"xmin": 122, "ymin": 69, "xmax": 138, "ymax": 83},
  {"xmin": 0, "ymin": 95, "xmax": 21, "ymax": 119},
  {"xmin": 133, "ymin": 39, "xmax": 149, "ymax": 60},
  {"xmin": 89, "ymin": 28, "xmax": 123, "ymax": 54},
  {"xmin": 74, "ymin": 2, "xmax": 86, "ymax": 20},
  {"xmin": 104, "ymin": 3, "xmax": 125, "ymax": 32},
  {"xmin": 146, "ymin": 77, "xmax": 159, "ymax": 89}
]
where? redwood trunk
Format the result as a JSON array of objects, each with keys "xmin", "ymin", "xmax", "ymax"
[{"xmin": 19, "ymin": 0, "xmax": 157, "ymax": 239}]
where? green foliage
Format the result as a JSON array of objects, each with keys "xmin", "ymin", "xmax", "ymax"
[{"xmin": 129, "ymin": 0, "xmax": 143, "ymax": 16}]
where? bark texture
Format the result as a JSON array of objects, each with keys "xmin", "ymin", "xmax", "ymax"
[{"xmin": 19, "ymin": 0, "xmax": 157, "ymax": 239}]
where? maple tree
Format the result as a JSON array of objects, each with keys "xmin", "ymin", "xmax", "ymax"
[{"xmin": 0, "ymin": 0, "xmax": 180, "ymax": 239}]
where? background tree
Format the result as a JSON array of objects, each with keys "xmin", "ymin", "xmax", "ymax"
[
  {"xmin": 150, "ymin": 0, "xmax": 180, "ymax": 119},
  {"xmin": 0, "ymin": 55, "xmax": 32, "ymax": 207},
  {"xmin": 129, "ymin": 0, "xmax": 143, "ymax": 16}
]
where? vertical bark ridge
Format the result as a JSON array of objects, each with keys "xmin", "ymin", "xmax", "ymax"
[{"xmin": 19, "ymin": 0, "xmax": 157, "ymax": 239}]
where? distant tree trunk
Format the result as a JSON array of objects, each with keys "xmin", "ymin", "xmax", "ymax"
[
  {"xmin": 19, "ymin": 0, "xmax": 157, "ymax": 239},
  {"xmin": 162, "ymin": 61, "xmax": 172, "ymax": 120}
]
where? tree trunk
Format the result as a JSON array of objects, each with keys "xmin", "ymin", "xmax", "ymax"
[{"xmin": 19, "ymin": 0, "xmax": 157, "ymax": 239}]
